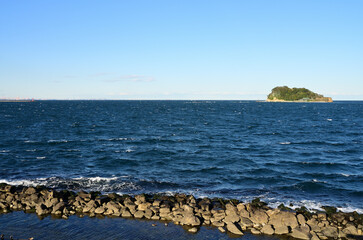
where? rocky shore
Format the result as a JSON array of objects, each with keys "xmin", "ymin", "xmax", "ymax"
[{"xmin": 1, "ymin": 183, "xmax": 362, "ymax": 240}]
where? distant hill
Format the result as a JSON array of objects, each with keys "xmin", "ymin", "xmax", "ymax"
[{"xmin": 267, "ymin": 86, "xmax": 333, "ymax": 102}]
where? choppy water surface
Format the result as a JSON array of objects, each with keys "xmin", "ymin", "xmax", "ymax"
[{"xmin": 0, "ymin": 101, "xmax": 362, "ymax": 212}]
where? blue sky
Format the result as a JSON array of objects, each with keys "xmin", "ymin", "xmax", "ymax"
[{"xmin": 1, "ymin": 0, "xmax": 362, "ymax": 100}]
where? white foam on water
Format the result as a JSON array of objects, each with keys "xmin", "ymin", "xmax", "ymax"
[
  {"xmin": 279, "ymin": 142, "xmax": 291, "ymax": 145},
  {"xmin": 36, "ymin": 156, "xmax": 46, "ymax": 159},
  {"xmin": 26, "ymin": 149, "xmax": 37, "ymax": 152},
  {"xmin": 73, "ymin": 176, "xmax": 119, "ymax": 182},
  {"xmin": 327, "ymin": 118, "xmax": 333, "ymax": 121},
  {"xmin": 337, "ymin": 206, "xmax": 363, "ymax": 214},
  {"xmin": 340, "ymin": 173, "xmax": 350, "ymax": 177},
  {"xmin": 0, "ymin": 150, "xmax": 10, "ymax": 153},
  {"xmin": 47, "ymin": 139, "xmax": 68, "ymax": 143},
  {"xmin": 125, "ymin": 149, "xmax": 135, "ymax": 153}
]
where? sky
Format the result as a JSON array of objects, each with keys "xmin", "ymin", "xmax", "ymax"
[{"xmin": 1, "ymin": 0, "xmax": 362, "ymax": 100}]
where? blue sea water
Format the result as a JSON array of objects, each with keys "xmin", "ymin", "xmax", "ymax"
[{"xmin": 0, "ymin": 100, "xmax": 362, "ymax": 213}]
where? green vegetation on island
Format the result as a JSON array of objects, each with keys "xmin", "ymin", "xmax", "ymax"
[{"xmin": 267, "ymin": 86, "xmax": 333, "ymax": 102}]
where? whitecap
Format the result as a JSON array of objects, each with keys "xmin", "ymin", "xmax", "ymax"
[
  {"xmin": 279, "ymin": 142, "xmax": 291, "ymax": 145},
  {"xmin": 36, "ymin": 156, "xmax": 46, "ymax": 159},
  {"xmin": 125, "ymin": 149, "xmax": 135, "ymax": 153},
  {"xmin": 327, "ymin": 118, "xmax": 333, "ymax": 121},
  {"xmin": 0, "ymin": 150, "xmax": 10, "ymax": 153},
  {"xmin": 47, "ymin": 139, "xmax": 68, "ymax": 143}
]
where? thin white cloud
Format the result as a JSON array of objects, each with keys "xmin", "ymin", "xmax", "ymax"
[{"xmin": 103, "ymin": 75, "xmax": 155, "ymax": 83}]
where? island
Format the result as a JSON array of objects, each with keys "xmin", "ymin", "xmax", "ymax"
[{"xmin": 267, "ymin": 86, "xmax": 333, "ymax": 102}]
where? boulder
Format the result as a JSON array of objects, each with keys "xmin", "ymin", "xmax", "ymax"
[
  {"xmin": 121, "ymin": 209, "xmax": 132, "ymax": 218},
  {"xmin": 240, "ymin": 217, "xmax": 254, "ymax": 228},
  {"xmin": 180, "ymin": 213, "xmax": 201, "ymax": 226},
  {"xmin": 249, "ymin": 209, "xmax": 269, "ymax": 226},
  {"xmin": 25, "ymin": 187, "xmax": 37, "ymax": 195},
  {"xmin": 94, "ymin": 206, "xmax": 105, "ymax": 214},
  {"xmin": 188, "ymin": 227, "xmax": 198, "ymax": 233},
  {"xmin": 134, "ymin": 210, "xmax": 145, "ymax": 219},
  {"xmin": 290, "ymin": 226, "xmax": 311, "ymax": 240},
  {"xmin": 269, "ymin": 210, "xmax": 299, "ymax": 229},
  {"xmin": 261, "ymin": 224, "xmax": 275, "ymax": 235},
  {"xmin": 226, "ymin": 222, "xmax": 244, "ymax": 235},
  {"xmin": 274, "ymin": 226, "xmax": 289, "ymax": 235},
  {"xmin": 138, "ymin": 202, "xmax": 151, "ymax": 211},
  {"xmin": 321, "ymin": 226, "xmax": 338, "ymax": 238},
  {"xmin": 342, "ymin": 224, "xmax": 359, "ymax": 235},
  {"xmin": 297, "ymin": 214, "xmax": 306, "ymax": 225},
  {"xmin": 35, "ymin": 204, "xmax": 49, "ymax": 215}
]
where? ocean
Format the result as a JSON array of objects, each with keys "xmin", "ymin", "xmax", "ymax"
[{"xmin": 0, "ymin": 100, "xmax": 362, "ymax": 214}]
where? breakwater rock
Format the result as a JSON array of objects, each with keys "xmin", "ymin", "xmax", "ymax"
[{"xmin": 0, "ymin": 183, "xmax": 362, "ymax": 240}]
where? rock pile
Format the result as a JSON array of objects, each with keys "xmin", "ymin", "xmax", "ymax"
[{"xmin": 1, "ymin": 183, "xmax": 362, "ymax": 240}]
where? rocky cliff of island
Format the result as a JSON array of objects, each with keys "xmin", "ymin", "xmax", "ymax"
[{"xmin": 267, "ymin": 86, "xmax": 333, "ymax": 102}]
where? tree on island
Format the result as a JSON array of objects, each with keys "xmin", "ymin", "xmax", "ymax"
[{"xmin": 267, "ymin": 86, "xmax": 332, "ymax": 102}]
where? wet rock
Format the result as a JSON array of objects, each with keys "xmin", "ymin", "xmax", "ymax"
[
  {"xmin": 226, "ymin": 222, "xmax": 244, "ymax": 235},
  {"xmin": 261, "ymin": 224, "xmax": 274, "ymax": 235}
]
